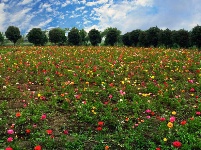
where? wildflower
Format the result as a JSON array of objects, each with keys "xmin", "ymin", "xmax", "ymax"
[
  {"xmin": 145, "ymin": 109, "xmax": 151, "ymax": 113},
  {"xmin": 108, "ymin": 94, "xmax": 113, "ymax": 99},
  {"xmin": 26, "ymin": 129, "xmax": 31, "ymax": 134},
  {"xmin": 98, "ymin": 121, "xmax": 104, "ymax": 126},
  {"xmin": 180, "ymin": 120, "xmax": 187, "ymax": 125},
  {"xmin": 16, "ymin": 112, "xmax": 21, "ymax": 117},
  {"xmin": 34, "ymin": 145, "xmax": 42, "ymax": 150},
  {"xmin": 196, "ymin": 111, "xmax": 201, "ymax": 115},
  {"xmin": 172, "ymin": 141, "xmax": 182, "ymax": 148},
  {"xmin": 172, "ymin": 111, "xmax": 176, "ymax": 115},
  {"xmin": 156, "ymin": 148, "xmax": 161, "ymax": 150},
  {"xmin": 46, "ymin": 129, "xmax": 53, "ymax": 135},
  {"xmin": 7, "ymin": 129, "xmax": 14, "ymax": 134},
  {"xmin": 125, "ymin": 117, "xmax": 129, "ymax": 122},
  {"xmin": 105, "ymin": 145, "xmax": 109, "ymax": 150},
  {"xmin": 163, "ymin": 138, "xmax": 167, "ymax": 142},
  {"xmin": 190, "ymin": 88, "xmax": 195, "ymax": 92},
  {"xmin": 38, "ymin": 93, "xmax": 41, "ymax": 97},
  {"xmin": 41, "ymin": 114, "xmax": 46, "ymax": 120},
  {"xmin": 170, "ymin": 116, "xmax": 176, "ymax": 122},
  {"xmin": 96, "ymin": 127, "xmax": 102, "ymax": 131},
  {"xmin": 119, "ymin": 90, "xmax": 126, "ymax": 96},
  {"xmin": 160, "ymin": 117, "xmax": 166, "ymax": 121},
  {"xmin": 146, "ymin": 116, "xmax": 151, "ymax": 119},
  {"xmin": 167, "ymin": 122, "xmax": 173, "ymax": 128},
  {"xmin": 63, "ymin": 130, "xmax": 69, "ymax": 134},
  {"xmin": 5, "ymin": 147, "xmax": 13, "ymax": 150},
  {"xmin": 7, "ymin": 137, "xmax": 13, "ymax": 142}
]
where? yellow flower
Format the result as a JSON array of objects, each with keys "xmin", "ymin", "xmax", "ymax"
[
  {"xmin": 151, "ymin": 76, "xmax": 155, "ymax": 79},
  {"xmin": 167, "ymin": 122, "xmax": 173, "ymax": 128},
  {"xmin": 172, "ymin": 111, "xmax": 176, "ymax": 115},
  {"xmin": 38, "ymin": 93, "xmax": 41, "ymax": 97},
  {"xmin": 163, "ymin": 138, "xmax": 167, "ymax": 142}
]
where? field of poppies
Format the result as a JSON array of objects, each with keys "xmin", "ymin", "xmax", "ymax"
[{"xmin": 0, "ymin": 46, "xmax": 200, "ymax": 150}]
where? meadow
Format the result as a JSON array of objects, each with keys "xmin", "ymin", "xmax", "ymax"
[{"xmin": 0, "ymin": 46, "xmax": 200, "ymax": 150}]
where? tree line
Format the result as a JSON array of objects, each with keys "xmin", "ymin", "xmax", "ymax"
[{"xmin": 0, "ymin": 25, "xmax": 201, "ymax": 49}]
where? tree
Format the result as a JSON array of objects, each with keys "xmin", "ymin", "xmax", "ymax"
[
  {"xmin": 79, "ymin": 29, "xmax": 88, "ymax": 45},
  {"xmin": 0, "ymin": 32, "xmax": 4, "ymax": 45},
  {"xmin": 49, "ymin": 28, "xmax": 66, "ymax": 45},
  {"xmin": 5, "ymin": 26, "xmax": 21, "ymax": 46},
  {"xmin": 158, "ymin": 28, "xmax": 172, "ymax": 48},
  {"xmin": 122, "ymin": 32, "xmax": 132, "ymax": 46},
  {"xmin": 138, "ymin": 31, "xmax": 148, "ymax": 47},
  {"xmin": 88, "ymin": 29, "xmax": 101, "ymax": 46},
  {"xmin": 130, "ymin": 29, "xmax": 142, "ymax": 46},
  {"xmin": 27, "ymin": 28, "xmax": 48, "ymax": 46},
  {"xmin": 190, "ymin": 25, "xmax": 201, "ymax": 49},
  {"xmin": 146, "ymin": 26, "xmax": 160, "ymax": 47},
  {"xmin": 68, "ymin": 27, "xmax": 81, "ymax": 46},
  {"xmin": 178, "ymin": 29, "xmax": 190, "ymax": 48},
  {"xmin": 104, "ymin": 27, "xmax": 121, "ymax": 46}
]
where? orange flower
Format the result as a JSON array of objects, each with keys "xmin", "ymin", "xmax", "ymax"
[
  {"xmin": 26, "ymin": 129, "xmax": 31, "ymax": 134},
  {"xmin": 167, "ymin": 122, "xmax": 173, "ymax": 128},
  {"xmin": 105, "ymin": 145, "xmax": 109, "ymax": 150},
  {"xmin": 16, "ymin": 112, "xmax": 21, "ymax": 117}
]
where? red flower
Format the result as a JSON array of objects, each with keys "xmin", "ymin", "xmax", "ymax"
[
  {"xmin": 16, "ymin": 112, "xmax": 21, "ymax": 117},
  {"xmin": 96, "ymin": 127, "xmax": 102, "ymax": 131},
  {"xmin": 172, "ymin": 141, "xmax": 182, "ymax": 148},
  {"xmin": 5, "ymin": 147, "xmax": 13, "ymax": 150},
  {"xmin": 26, "ymin": 129, "xmax": 31, "ymax": 134},
  {"xmin": 156, "ymin": 148, "xmax": 161, "ymax": 150},
  {"xmin": 63, "ymin": 130, "xmax": 69, "ymax": 134},
  {"xmin": 98, "ymin": 121, "xmax": 104, "ymax": 126},
  {"xmin": 160, "ymin": 117, "xmax": 166, "ymax": 121},
  {"xmin": 34, "ymin": 145, "xmax": 42, "ymax": 150},
  {"xmin": 46, "ymin": 129, "xmax": 53, "ymax": 135},
  {"xmin": 180, "ymin": 120, "xmax": 187, "ymax": 125},
  {"xmin": 190, "ymin": 88, "xmax": 195, "ymax": 92}
]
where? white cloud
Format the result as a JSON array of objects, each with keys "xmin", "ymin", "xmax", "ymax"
[
  {"xmin": 135, "ymin": 0, "xmax": 153, "ymax": 7},
  {"xmin": 19, "ymin": 0, "xmax": 33, "ymax": 5},
  {"xmin": 9, "ymin": 8, "xmax": 32, "ymax": 23},
  {"xmin": 61, "ymin": 0, "xmax": 71, "ymax": 7},
  {"xmin": 86, "ymin": 0, "xmax": 108, "ymax": 6},
  {"xmin": 0, "ymin": 3, "xmax": 6, "ymax": 31}
]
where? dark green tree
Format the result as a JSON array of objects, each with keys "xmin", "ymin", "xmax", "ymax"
[
  {"xmin": 88, "ymin": 29, "xmax": 101, "ymax": 46},
  {"xmin": 138, "ymin": 31, "xmax": 148, "ymax": 47},
  {"xmin": 176, "ymin": 29, "xmax": 190, "ymax": 48},
  {"xmin": 130, "ymin": 29, "xmax": 142, "ymax": 46},
  {"xmin": 79, "ymin": 29, "xmax": 88, "ymax": 45},
  {"xmin": 146, "ymin": 26, "xmax": 160, "ymax": 47},
  {"xmin": 0, "ymin": 32, "xmax": 4, "ymax": 45},
  {"xmin": 190, "ymin": 25, "xmax": 201, "ymax": 49},
  {"xmin": 5, "ymin": 26, "xmax": 21, "ymax": 46},
  {"xmin": 68, "ymin": 27, "xmax": 81, "ymax": 46},
  {"xmin": 158, "ymin": 28, "xmax": 172, "ymax": 48},
  {"xmin": 49, "ymin": 28, "xmax": 66, "ymax": 45},
  {"xmin": 104, "ymin": 27, "xmax": 121, "ymax": 46},
  {"xmin": 122, "ymin": 32, "xmax": 132, "ymax": 46},
  {"xmin": 27, "ymin": 28, "xmax": 48, "ymax": 46}
]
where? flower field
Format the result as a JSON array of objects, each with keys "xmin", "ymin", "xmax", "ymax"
[{"xmin": 0, "ymin": 46, "xmax": 201, "ymax": 150}]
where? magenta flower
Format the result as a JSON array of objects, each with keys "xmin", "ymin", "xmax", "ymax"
[
  {"xmin": 196, "ymin": 111, "xmax": 201, "ymax": 115},
  {"xmin": 109, "ymin": 94, "xmax": 113, "ymax": 99},
  {"xmin": 119, "ymin": 90, "xmax": 126, "ymax": 96},
  {"xmin": 41, "ymin": 114, "xmax": 47, "ymax": 120},
  {"xmin": 7, "ymin": 129, "xmax": 14, "ymax": 134},
  {"xmin": 145, "ymin": 109, "xmax": 151, "ymax": 113},
  {"xmin": 7, "ymin": 137, "xmax": 13, "ymax": 142},
  {"xmin": 170, "ymin": 116, "xmax": 176, "ymax": 122}
]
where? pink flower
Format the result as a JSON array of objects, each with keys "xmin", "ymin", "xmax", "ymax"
[
  {"xmin": 41, "ymin": 114, "xmax": 46, "ymax": 120},
  {"xmin": 7, "ymin": 137, "xmax": 13, "ymax": 142},
  {"xmin": 63, "ymin": 130, "xmax": 69, "ymax": 134},
  {"xmin": 5, "ymin": 147, "xmax": 13, "ymax": 150},
  {"xmin": 119, "ymin": 90, "xmax": 126, "ymax": 96},
  {"xmin": 7, "ymin": 129, "xmax": 14, "ymax": 134},
  {"xmin": 108, "ymin": 94, "xmax": 113, "ymax": 99},
  {"xmin": 190, "ymin": 88, "xmax": 195, "ymax": 92},
  {"xmin": 146, "ymin": 116, "xmax": 151, "ymax": 119},
  {"xmin": 145, "ymin": 109, "xmax": 151, "ymax": 113},
  {"xmin": 170, "ymin": 116, "xmax": 176, "ymax": 122},
  {"xmin": 196, "ymin": 111, "xmax": 201, "ymax": 115},
  {"xmin": 160, "ymin": 117, "xmax": 166, "ymax": 121}
]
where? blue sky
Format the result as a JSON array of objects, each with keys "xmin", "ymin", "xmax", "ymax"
[{"xmin": 0, "ymin": 0, "xmax": 201, "ymax": 35}]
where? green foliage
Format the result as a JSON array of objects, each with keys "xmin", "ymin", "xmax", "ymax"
[
  {"xmin": 104, "ymin": 27, "xmax": 121, "ymax": 46},
  {"xmin": 146, "ymin": 26, "xmax": 160, "ymax": 47},
  {"xmin": 190, "ymin": 25, "xmax": 201, "ymax": 49},
  {"xmin": 68, "ymin": 27, "xmax": 81, "ymax": 45},
  {"xmin": 27, "ymin": 28, "xmax": 48, "ymax": 46},
  {"xmin": 49, "ymin": 28, "xmax": 66, "ymax": 45},
  {"xmin": 158, "ymin": 28, "xmax": 173, "ymax": 48},
  {"xmin": 88, "ymin": 29, "xmax": 101, "ymax": 46},
  {"xmin": 122, "ymin": 32, "xmax": 132, "ymax": 46},
  {"xmin": 79, "ymin": 29, "xmax": 88, "ymax": 45},
  {"xmin": 0, "ymin": 32, "xmax": 4, "ymax": 45},
  {"xmin": 130, "ymin": 29, "xmax": 142, "ymax": 46},
  {"xmin": 138, "ymin": 31, "xmax": 148, "ymax": 47},
  {"xmin": 5, "ymin": 26, "xmax": 21, "ymax": 46}
]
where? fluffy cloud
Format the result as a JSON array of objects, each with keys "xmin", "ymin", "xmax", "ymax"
[{"xmin": 19, "ymin": 0, "xmax": 33, "ymax": 5}]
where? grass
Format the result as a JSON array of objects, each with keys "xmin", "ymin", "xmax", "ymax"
[{"xmin": 0, "ymin": 46, "xmax": 201, "ymax": 150}]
